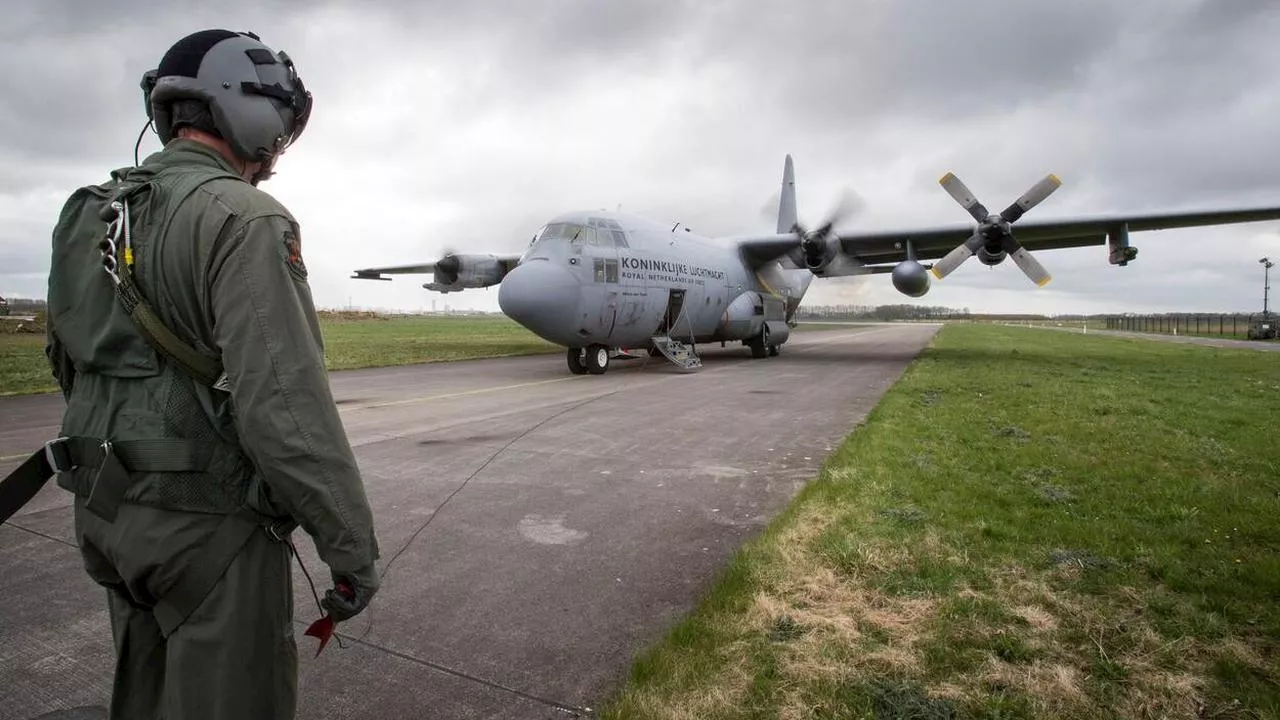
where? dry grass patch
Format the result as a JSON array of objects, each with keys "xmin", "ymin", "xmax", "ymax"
[{"xmin": 602, "ymin": 325, "xmax": 1280, "ymax": 720}]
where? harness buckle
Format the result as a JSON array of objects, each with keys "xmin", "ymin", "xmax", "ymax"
[
  {"xmin": 44, "ymin": 437, "xmax": 74, "ymax": 473},
  {"xmin": 266, "ymin": 518, "xmax": 298, "ymax": 542}
]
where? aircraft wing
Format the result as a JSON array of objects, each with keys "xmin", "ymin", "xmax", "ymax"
[
  {"xmin": 351, "ymin": 263, "xmax": 439, "ymax": 280},
  {"xmin": 734, "ymin": 235, "xmax": 802, "ymax": 268},
  {"xmin": 351, "ymin": 254, "xmax": 521, "ymax": 292},
  {"xmin": 834, "ymin": 205, "xmax": 1280, "ymax": 266}
]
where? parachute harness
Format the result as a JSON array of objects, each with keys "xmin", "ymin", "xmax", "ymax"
[{"xmin": 99, "ymin": 200, "xmax": 132, "ymax": 285}]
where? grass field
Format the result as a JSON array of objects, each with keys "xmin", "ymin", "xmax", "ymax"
[
  {"xmin": 316, "ymin": 313, "xmax": 558, "ymax": 369},
  {"xmin": 0, "ymin": 314, "xmax": 558, "ymax": 396},
  {"xmin": 602, "ymin": 324, "xmax": 1280, "ymax": 720},
  {"xmin": 0, "ymin": 330, "xmax": 54, "ymax": 396}
]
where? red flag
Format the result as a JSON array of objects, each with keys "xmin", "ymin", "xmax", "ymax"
[
  {"xmin": 304, "ymin": 615, "xmax": 336, "ymax": 657},
  {"xmin": 304, "ymin": 581, "xmax": 353, "ymax": 657}
]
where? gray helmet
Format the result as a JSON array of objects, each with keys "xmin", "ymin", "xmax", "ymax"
[{"xmin": 141, "ymin": 29, "xmax": 312, "ymax": 170}]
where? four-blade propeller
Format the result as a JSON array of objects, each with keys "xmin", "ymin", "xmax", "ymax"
[
  {"xmin": 930, "ymin": 172, "xmax": 1060, "ymax": 286},
  {"xmin": 790, "ymin": 188, "xmax": 862, "ymax": 269}
]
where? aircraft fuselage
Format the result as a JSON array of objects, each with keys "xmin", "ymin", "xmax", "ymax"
[{"xmin": 498, "ymin": 211, "xmax": 808, "ymax": 353}]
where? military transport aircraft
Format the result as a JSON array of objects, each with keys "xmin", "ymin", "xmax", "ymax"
[{"xmin": 352, "ymin": 156, "xmax": 1280, "ymax": 375}]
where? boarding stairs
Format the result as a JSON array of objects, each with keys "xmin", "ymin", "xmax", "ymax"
[{"xmin": 650, "ymin": 335, "xmax": 702, "ymax": 371}]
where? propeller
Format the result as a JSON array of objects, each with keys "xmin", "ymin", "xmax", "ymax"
[
  {"xmin": 789, "ymin": 187, "xmax": 863, "ymax": 270},
  {"xmin": 930, "ymin": 172, "xmax": 1060, "ymax": 286},
  {"xmin": 435, "ymin": 251, "xmax": 460, "ymax": 283}
]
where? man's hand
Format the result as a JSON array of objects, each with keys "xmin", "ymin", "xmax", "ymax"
[{"xmin": 321, "ymin": 563, "xmax": 380, "ymax": 622}]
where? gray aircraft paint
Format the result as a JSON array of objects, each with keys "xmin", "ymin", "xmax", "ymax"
[
  {"xmin": 499, "ymin": 209, "xmax": 803, "ymax": 350},
  {"xmin": 353, "ymin": 154, "xmax": 1280, "ymax": 373}
]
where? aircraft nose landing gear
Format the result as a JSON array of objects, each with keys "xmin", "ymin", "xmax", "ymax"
[{"xmin": 567, "ymin": 345, "xmax": 611, "ymax": 375}]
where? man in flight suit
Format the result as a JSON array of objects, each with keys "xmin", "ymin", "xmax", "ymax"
[{"xmin": 42, "ymin": 29, "xmax": 380, "ymax": 718}]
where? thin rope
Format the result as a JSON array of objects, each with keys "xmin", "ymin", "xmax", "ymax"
[{"xmin": 354, "ymin": 387, "xmax": 623, "ymax": 643}]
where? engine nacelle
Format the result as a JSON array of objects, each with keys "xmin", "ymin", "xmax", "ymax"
[
  {"xmin": 718, "ymin": 291, "xmax": 765, "ymax": 341},
  {"xmin": 423, "ymin": 254, "xmax": 507, "ymax": 292},
  {"xmin": 789, "ymin": 236, "xmax": 838, "ymax": 272},
  {"xmin": 891, "ymin": 260, "xmax": 931, "ymax": 297},
  {"xmin": 977, "ymin": 246, "xmax": 1007, "ymax": 267}
]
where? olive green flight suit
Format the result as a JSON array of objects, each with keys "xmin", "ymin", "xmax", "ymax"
[{"xmin": 46, "ymin": 139, "xmax": 379, "ymax": 719}]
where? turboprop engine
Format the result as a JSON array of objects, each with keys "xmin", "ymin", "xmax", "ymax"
[
  {"xmin": 977, "ymin": 246, "xmax": 1007, "ymax": 267},
  {"xmin": 930, "ymin": 172, "xmax": 1061, "ymax": 287},
  {"xmin": 424, "ymin": 254, "xmax": 508, "ymax": 292},
  {"xmin": 890, "ymin": 260, "xmax": 931, "ymax": 297}
]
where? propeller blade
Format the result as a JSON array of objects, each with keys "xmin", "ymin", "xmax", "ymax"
[
  {"xmin": 1008, "ymin": 246, "xmax": 1052, "ymax": 286},
  {"xmin": 930, "ymin": 231, "xmax": 984, "ymax": 280},
  {"xmin": 1000, "ymin": 174, "xmax": 1061, "ymax": 223},
  {"xmin": 828, "ymin": 186, "xmax": 863, "ymax": 227},
  {"xmin": 939, "ymin": 172, "xmax": 990, "ymax": 223},
  {"xmin": 759, "ymin": 190, "xmax": 782, "ymax": 225}
]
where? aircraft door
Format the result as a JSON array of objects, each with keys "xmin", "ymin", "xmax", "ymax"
[{"xmin": 575, "ymin": 225, "xmax": 620, "ymax": 339}]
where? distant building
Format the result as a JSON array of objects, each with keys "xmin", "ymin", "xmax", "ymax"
[{"xmin": 0, "ymin": 295, "xmax": 8, "ymax": 316}]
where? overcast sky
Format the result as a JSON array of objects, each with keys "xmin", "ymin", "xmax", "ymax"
[{"xmin": 3, "ymin": 0, "xmax": 1278, "ymax": 315}]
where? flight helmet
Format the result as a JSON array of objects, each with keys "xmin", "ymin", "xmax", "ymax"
[{"xmin": 141, "ymin": 29, "xmax": 312, "ymax": 181}]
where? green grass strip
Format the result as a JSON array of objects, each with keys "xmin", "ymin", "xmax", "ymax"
[
  {"xmin": 602, "ymin": 324, "xmax": 1280, "ymax": 720},
  {"xmin": 0, "ymin": 314, "xmax": 558, "ymax": 396}
]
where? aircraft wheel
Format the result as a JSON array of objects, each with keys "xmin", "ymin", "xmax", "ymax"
[
  {"xmin": 567, "ymin": 348, "xmax": 588, "ymax": 375},
  {"xmin": 768, "ymin": 344, "xmax": 780, "ymax": 357},
  {"xmin": 750, "ymin": 324, "xmax": 769, "ymax": 359},
  {"xmin": 586, "ymin": 344, "xmax": 610, "ymax": 375}
]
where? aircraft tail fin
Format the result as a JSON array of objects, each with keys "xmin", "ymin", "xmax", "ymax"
[{"xmin": 776, "ymin": 154, "xmax": 797, "ymax": 235}]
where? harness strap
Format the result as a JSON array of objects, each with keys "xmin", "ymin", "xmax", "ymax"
[
  {"xmin": 100, "ymin": 170, "xmax": 239, "ymax": 392},
  {"xmin": 152, "ymin": 506, "xmax": 270, "ymax": 637},
  {"xmin": 0, "ymin": 437, "xmax": 212, "ymax": 524},
  {"xmin": 0, "ymin": 449, "xmax": 54, "ymax": 525},
  {"xmin": 115, "ymin": 271, "xmax": 227, "ymax": 388}
]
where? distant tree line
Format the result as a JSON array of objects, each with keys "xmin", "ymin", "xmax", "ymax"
[
  {"xmin": 795, "ymin": 305, "xmax": 973, "ymax": 321},
  {"xmin": 0, "ymin": 296, "xmax": 47, "ymax": 314}
]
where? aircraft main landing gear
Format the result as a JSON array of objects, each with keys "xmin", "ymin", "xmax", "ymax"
[
  {"xmin": 568, "ymin": 345, "xmax": 611, "ymax": 375},
  {"xmin": 749, "ymin": 324, "xmax": 770, "ymax": 359}
]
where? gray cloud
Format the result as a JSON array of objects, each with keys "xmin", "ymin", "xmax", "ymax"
[{"xmin": 3, "ymin": 0, "xmax": 1279, "ymax": 314}]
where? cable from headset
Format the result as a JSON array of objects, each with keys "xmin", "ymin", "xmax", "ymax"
[{"xmin": 133, "ymin": 120, "xmax": 153, "ymax": 166}]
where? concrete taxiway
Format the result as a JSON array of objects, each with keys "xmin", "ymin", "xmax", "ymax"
[{"xmin": 0, "ymin": 324, "xmax": 939, "ymax": 719}]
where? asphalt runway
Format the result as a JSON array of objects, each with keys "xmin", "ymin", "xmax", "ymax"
[{"xmin": 0, "ymin": 323, "xmax": 940, "ymax": 719}]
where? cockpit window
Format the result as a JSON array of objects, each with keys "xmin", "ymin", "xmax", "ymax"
[
  {"xmin": 531, "ymin": 220, "xmax": 629, "ymax": 249},
  {"xmin": 540, "ymin": 223, "xmax": 580, "ymax": 241}
]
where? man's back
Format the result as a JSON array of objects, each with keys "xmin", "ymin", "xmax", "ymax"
[{"xmin": 21, "ymin": 29, "xmax": 382, "ymax": 718}]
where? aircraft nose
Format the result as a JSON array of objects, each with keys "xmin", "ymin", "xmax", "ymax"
[{"xmin": 499, "ymin": 260, "xmax": 582, "ymax": 345}]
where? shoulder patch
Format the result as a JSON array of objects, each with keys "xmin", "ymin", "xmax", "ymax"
[{"xmin": 283, "ymin": 230, "xmax": 307, "ymax": 280}]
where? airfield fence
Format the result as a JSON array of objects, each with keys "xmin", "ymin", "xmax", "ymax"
[{"xmin": 1104, "ymin": 314, "xmax": 1256, "ymax": 339}]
